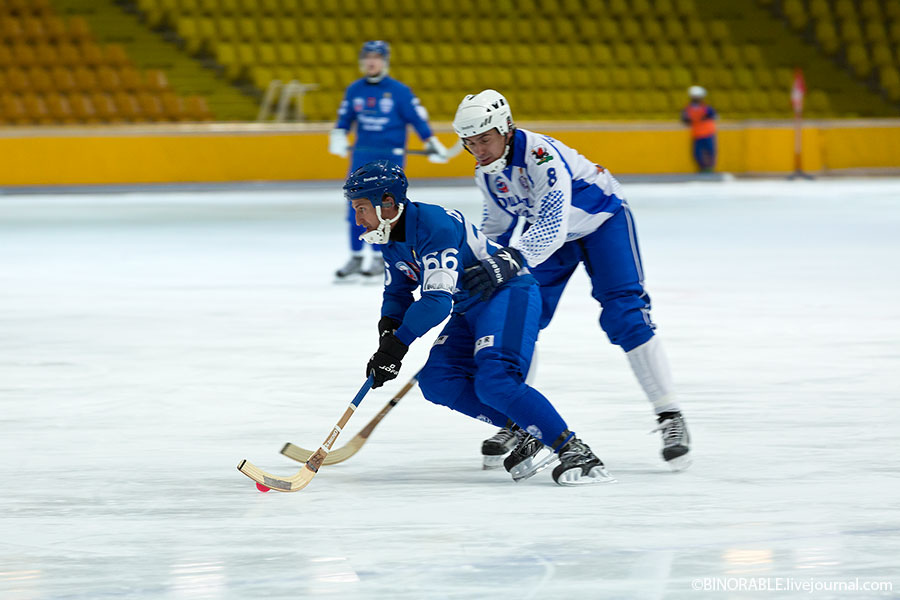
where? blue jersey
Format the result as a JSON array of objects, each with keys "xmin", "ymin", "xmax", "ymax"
[
  {"xmin": 336, "ymin": 76, "xmax": 433, "ymax": 157},
  {"xmin": 381, "ymin": 201, "xmax": 534, "ymax": 346}
]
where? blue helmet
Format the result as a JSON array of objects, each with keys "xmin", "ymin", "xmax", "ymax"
[
  {"xmin": 360, "ymin": 40, "xmax": 390, "ymax": 61},
  {"xmin": 343, "ymin": 160, "xmax": 408, "ymax": 208}
]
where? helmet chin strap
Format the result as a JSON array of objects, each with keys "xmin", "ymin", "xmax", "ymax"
[{"xmin": 359, "ymin": 203, "xmax": 404, "ymax": 245}]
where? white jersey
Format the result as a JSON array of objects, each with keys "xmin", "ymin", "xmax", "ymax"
[{"xmin": 474, "ymin": 128, "xmax": 626, "ymax": 267}]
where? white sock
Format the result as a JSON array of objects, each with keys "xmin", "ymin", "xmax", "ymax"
[{"xmin": 626, "ymin": 336, "xmax": 680, "ymax": 414}]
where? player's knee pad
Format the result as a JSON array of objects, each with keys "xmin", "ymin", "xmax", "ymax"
[
  {"xmin": 599, "ymin": 291, "xmax": 656, "ymax": 352},
  {"xmin": 473, "ymin": 358, "xmax": 527, "ymax": 414}
]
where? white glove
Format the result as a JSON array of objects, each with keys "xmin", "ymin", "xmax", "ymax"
[
  {"xmin": 329, "ymin": 128, "xmax": 349, "ymax": 158},
  {"xmin": 424, "ymin": 136, "xmax": 448, "ymax": 163}
]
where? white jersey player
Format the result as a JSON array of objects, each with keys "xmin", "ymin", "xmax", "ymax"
[{"xmin": 453, "ymin": 90, "xmax": 691, "ymax": 471}]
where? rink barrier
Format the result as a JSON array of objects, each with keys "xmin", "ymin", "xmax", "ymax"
[{"xmin": 1, "ymin": 119, "xmax": 898, "ymax": 186}]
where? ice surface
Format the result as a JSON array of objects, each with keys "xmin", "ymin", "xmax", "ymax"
[{"xmin": 1, "ymin": 178, "xmax": 899, "ymax": 599}]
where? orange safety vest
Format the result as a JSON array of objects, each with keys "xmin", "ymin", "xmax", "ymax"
[{"xmin": 683, "ymin": 103, "xmax": 716, "ymax": 139}]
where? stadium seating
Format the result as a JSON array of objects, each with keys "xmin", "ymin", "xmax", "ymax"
[
  {"xmin": 125, "ymin": 0, "xmax": 898, "ymax": 121},
  {"xmin": 0, "ymin": 0, "xmax": 212, "ymax": 124}
]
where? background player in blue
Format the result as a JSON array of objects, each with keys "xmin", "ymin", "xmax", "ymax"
[
  {"xmin": 452, "ymin": 90, "xmax": 691, "ymax": 471},
  {"xmin": 329, "ymin": 40, "xmax": 448, "ymax": 281},
  {"xmin": 344, "ymin": 159, "xmax": 614, "ymax": 486}
]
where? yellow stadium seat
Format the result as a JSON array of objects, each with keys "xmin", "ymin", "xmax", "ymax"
[
  {"xmin": 611, "ymin": 67, "xmax": 632, "ymax": 87},
  {"xmin": 105, "ymin": 44, "xmax": 131, "ymax": 68},
  {"xmin": 733, "ymin": 67, "xmax": 756, "ymax": 89},
  {"xmin": 217, "ymin": 17, "xmax": 238, "ymax": 41},
  {"xmin": 670, "ymin": 66, "xmax": 691, "ymax": 88},
  {"xmin": 237, "ymin": 17, "xmax": 258, "ymax": 41},
  {"xmin": 767, "ymin": 90, "xmax": 786, "ymax": 113},
  {"xmin": 720, "ymin": 44, "xmax": 741, "ymax": 66},
  {"xmin": 708, "ymin": 20, "xmax": 729, "ymax": 43},
  {"xmin": 23, "ymin": 17, "xmax": 45, "ymax": 42},
  {"xmin": 890, "ymin": 21, "xmax": 900, "ymax": 44},
  {"xmin": 846, "ymin": 43, "xmax": 871, "ymax": 77},
  {"xmin": 864, "ymin": 20, "xmax": 887, "ymax": 44},
  {"xmin": 296, "ymin": 43, "xmax": 316, "ymax": 65},
  {"xmin": 808, "ymin": 0, "xmax": 831, "ymax": 21},
  {"xmin": 674, "ymin": 42, "xmax": 698, "ymax": 65},
  {"xmin": 51, "ymin": 65, "xmax": 76, "ymax": 92},
  {"xmin": 278, "ymin": 19, "xmax": 298, "ymax": 39},
  {"xmin": 69, "ymin": 93, "xmax": 98, "ymax": 123},
  {"xmin": 96, "ymin": 65, "xmax": 121, "ymax": 92},
  {"xmin": 806, "ymin": 89, "xmax": 831, "ymax": 114},
  {"xmin": 118, "ymin": 66, "xmax": 143, "ymax": 91},
  {"xmin": 871, "ymin": 43, "xmax": 893, "ymax": 68},
  {"xmin": 815, "ymin": 21, "xmax": 839, "ymax": 54},
  {"xmin": 47, "ymin": 92, "xmax": 75, "ymax": 123},
  {"xmin": 839, "ymin": 19, "xmax": 863, "ymax": 44},
  {"xmin": 612, "ymin": 43, "xmax": 635, "ymax": 65},
  {"xmin": 89, "ymin": 92, "xmax": 117, "ymax": 121},
  {"xmin": 655, "ymin": 42, "xmax": 678, "ymax": 65},
  {"xmin": 257, "ymin": 43, "xmax": 277, "ymax": 66},
  {"xmin": 886, "ymin": 1, "xmax": 900, "ymax": 21},
  {"xmin": 27, "ymin": 66, "xmax": 53, "ymax": 93},
  {"xmin": 67, "ymin": 16, "xmax": 93, "ymax": 43},
  {"xmin": 12, "ymin": 43, "xmax": 37, "ymax": 67},
  {"xmin": 635, "ymin": 43, "xmax": 656, "ymax": 65},
  {"xmin": 249, "ymin": 65, "xmax": 273, "ymax": 90},
  {"xmin": 649, "ymin": 66, "xmax": 673, "ymax": 89},
  {"xmin": 34, "ymin": 43, "xmax": 59, "ymax": 68},
  {"xmin": 73, "ymin": 66, "xmax": 97, "ymax": 92},
  {"xmin": 741, "ymin": 43, "xmax": 764, "ymax": 65},
  {"xmin": 2, "ymin": 16, "xmax": 25, "ymax": 44},
  {"xmin": 42, "ymin": 16, "xmax": 67, "ymax": 43},
  {"xmin": 774, "ymin": 68, "xmax": 792, "ymax": 88},
  {"xmin": 860, "ymin": 0, "xmax": 881, "ymax": 20},
  {"xmin": 674, "ymin": 0, "xmax": 697, "ymax": 17},
  {"xmin": 318, "ymin": 44, "xmax": 338, "ymax": 65},
  {"xmin": 782, "ymin": 0, "xmax": 808, "ymax": 30},
  {"xmin": 277, "ymin": 43, "xmax": 297, "ymax": 65},
  {"xmin": 642, "ymin": 17, "xmax": 663, "ymax": 40},
  {"xmin": 631, "ymin": 67, "xmax": 652, "ymax": 88},
  {"xmin": 608, "ymin": 0, "xmax": 629, "ymax": 17},
  {"xmin": 577, "ymin": 19, "xmax": 599, "ymax": 42},
  {"xmin": 19, "ymin": 92, "xmax": 47, "ymax": 124},
  {"xmin": 834, "ymin": 0, "xmax": 856, "ymax": 20},
  {"xmin": 620, "ymin": 18, "xmax": 642, "ymax": 41},
  {"xmin": 594, "ymin": 91, "xmax": 613, "ymax": 118},
  {"xmin": 753, "ymin": 67, "xmax": 775, "ymax": 89}
]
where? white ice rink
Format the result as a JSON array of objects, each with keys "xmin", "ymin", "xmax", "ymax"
[{"xmin": 2, "ymin": 177, "xmax": 899, "ymax": 599}]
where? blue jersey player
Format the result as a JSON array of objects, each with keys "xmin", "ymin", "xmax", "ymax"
[
  {"xmin": 344, "ymin": 160, "xmax": 614, "ymax": 486},
  {"xmin": 453, "ymin": 90, "xmax": 691, "ymax": 471},
  {"xmin": 330, "ymin": 41, "xmax": 447, "ymax": 281}
]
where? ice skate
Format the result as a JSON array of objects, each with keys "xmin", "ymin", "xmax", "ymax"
[
  {"xmin": 360, "ymin": 254, "xmax": 383, "ymax": 283},
  {"xmin": 335, "ymin": 255, "xmax": 364, "ymax": 282},
  {"xmin": 481, "ymin": 421, "xmax": 518, "ymax": 470},
  {"xmin": 551, "ymin": 438, "xmax": 615, "ymax": 486},
  {"xmin": 503, "ymin": 430, "xmax": 558, "ymax": 482},
  {"xmin": 654, "ymin": 412, "xmax": 691, "ymax": 471}
]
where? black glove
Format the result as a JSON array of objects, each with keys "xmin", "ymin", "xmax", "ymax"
[
  {"xmin": 366, "ymin": 332, "xmax": 408, "ymax": 389},
  {"xmin": 462, "ymin": 246, "xmax": 525, "ymax": 301},
  {"xmin": 377, "ymin": 316, "xmax": 401, "ymax": 339}
]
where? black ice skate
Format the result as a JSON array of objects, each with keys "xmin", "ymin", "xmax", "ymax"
[
  {"xmin": 654, "ymin": 412, "xmax": 691, "ymax": 471},
  {"xmin": 481, "ymin": 421, "xmax": 519, "ymax": 470},
  {"xmin": 503, "ymin": 430, "xmax": 558, "ymax": 482},
  {"xmin": 551, "ymin": 437, "xmax": 616, "ymax": 486},
  {"xmin": 335, "ymin": 256, "xmax": 364, "ymax": 281}
]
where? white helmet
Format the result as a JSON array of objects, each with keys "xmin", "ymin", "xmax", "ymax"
[
  {"xmin": 688, "ymin": 85, "xmax": 707, "ymax": 99},
  {"xmin": 453, "ymin": 90, "xmax": 515, "ymax": 174}
]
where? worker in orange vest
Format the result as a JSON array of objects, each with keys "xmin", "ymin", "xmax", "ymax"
[{"xmin": 681, "ymin": 86, "xmax": 717, "ymax": 173}]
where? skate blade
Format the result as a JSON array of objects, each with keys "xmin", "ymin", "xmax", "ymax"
[
  {"xmin": 555, "ymin": 466, "xmax": 617, "ymax": 486},
  {"xmin": 665, "ymin": 454, "xmax": 692, "ymax": 472},
  {"xmin": 482, "ymin": 454, "xmax": 508, "ymax": 470},
  {"xmin": 510, "ymin": 450, "xmax": 558, "ymax": 482},
  {"xmin": 333, "ymin": 275, "xmax": 362, "ymax": 284},
  {"xmin": 360, "ymin": 275, "xmax": 382, "ymax": 285}
]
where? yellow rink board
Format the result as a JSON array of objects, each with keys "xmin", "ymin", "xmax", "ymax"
[{"xmin": 0, "ymin": 120, "xmax": 897, "ymax": 186}]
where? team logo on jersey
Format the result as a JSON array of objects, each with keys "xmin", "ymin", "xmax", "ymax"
[
  {"xmin": 433, "ymin": 335, "xmax": 448, "ymax": 346},
  {"xmin": 379, "ymin": 95, "xmax": 393, "ymax": 114},
  {"xmin": 474, "ymin": 335, "xmax": 494, "ymax": 354},
  {"xmin": 475, "ymin": 414, "xmax": 493, "ymax": 424},
  {"xmin": 367, "ymin": 96, "xmax": 376, "ymax": 108},
  {"xmin": 395, "ymin": 261, "xmax": 419, "ymax": 282},
  {"xmin": 353, "ymin": 97, "xmax": 364, "ymax": 112},
  {"xmin": 496, "ymin": 180, "xmax": 509, "ymax": 194},
  {"xmin": 531, "ymin": 146, "xmax": 554, "ymax": 165},
  {"xmin": 519, "ymin": 175, "xmax": 529, "ymax": 190}
]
